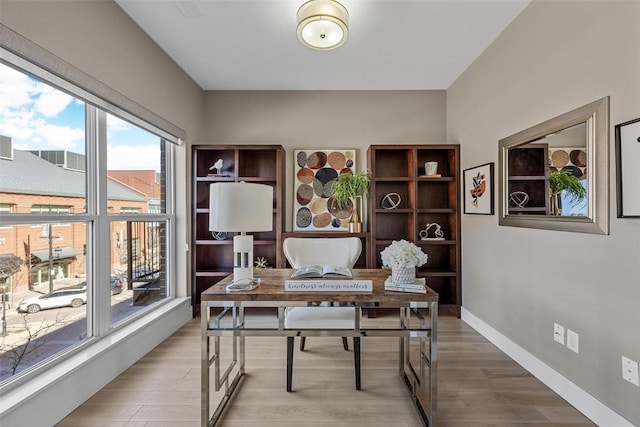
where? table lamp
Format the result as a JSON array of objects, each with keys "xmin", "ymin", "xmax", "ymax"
[{"xmin": 209, "ymin": 182, "xmax": 273, "ymax": 290}]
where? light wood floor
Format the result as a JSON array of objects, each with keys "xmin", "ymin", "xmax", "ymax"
[{"xmin": 57, "ymin": 310, "xmax": 595, "ymax": 427}]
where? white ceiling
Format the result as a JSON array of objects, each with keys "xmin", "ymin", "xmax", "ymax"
[{"xmin": 115, "ymin": 0, "xmax": 530, "ymax": 91}]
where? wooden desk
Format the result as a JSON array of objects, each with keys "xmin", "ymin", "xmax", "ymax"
[{"xmin": 201, "ymin": 269, "xmax": 438, "ymax": 427}]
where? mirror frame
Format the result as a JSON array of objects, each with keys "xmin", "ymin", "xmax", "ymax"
[{"xmin": 498, "ymin": 97, "xmax": 609, "ymax": 234}]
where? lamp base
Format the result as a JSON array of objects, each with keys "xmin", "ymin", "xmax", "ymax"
[
  {"xmin": 233, "ymin": 234, "xmax": 254, "ymax": 283},
  {"xmin": 226, "ymin": 278, "xmax": 261, "ymax": 292}
]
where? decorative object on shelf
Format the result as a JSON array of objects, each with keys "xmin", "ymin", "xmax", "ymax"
[
  {"xmin": 331, "ymin": 169, "xmax": 370, "ymax": 233},
  {"xmin": 254, "ymin": 257, "xmax": 269, "ymax": 269},
  {"xmin": 549, "ymin": 170, "xmax": 586, "ymax": 216},
  {"xmin": 209, "ymin": 182, "xmax": 273, "ymax": 290},
  {"xmin": 349, "ymin": 197, "xmax": 364, "ymax": 232},
  {"xmin": 615, "ymin": 117, "xmax": 640, "ymax": 217},
  {"xmin": 296, "ymin": 0, "xmax": 349, "ymax": 51},
  {"xmin": 463, "ymin": 162, "xmax": 494, "ymax": 215},
  {"xmin": 211, "ymin": 231, "xmax": 228, "ymax": 240},
  {"xmin": 209, "ymin": 158, "xmax": 223, "ymax": 173},
  {"xmin": 381, "ymin": 192, "xmax": 401, "ymax": 210},
  {"xmin": 419, "ymin": 223, "xmax": 444, "ymax": 240},
  {"xmin": 208, "ymin": 159, "xmax": 229, "ymax": 177},
  {"xmin": 424, "ymin": 161, "xmax": 438, "ymax": 176},
  {"xmin": 380, "ymin": 239, "xmax": 428, "ymax": 284},
  {"xmin": 293, "ymin": 149, "xmax": 356, "ymax": 231},
  {"xmin": 509, "ymin": 191, "xmax": 530, "ymax": 209}
]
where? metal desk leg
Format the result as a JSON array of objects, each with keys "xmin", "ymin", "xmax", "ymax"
[
  {"xmin": 429, "ymin": 301, "xmax": 438, "ymax": 418},
  {"xmin": 399, "ymin": 304, "xmax": 437, "ymax": 427},
  {"xmin": 201, "ymin": 302, "xmax": 209, "ymax": 427},
  {"xmin": 201, "ymin": 303, "xmax": 246, "ymax": 427}
]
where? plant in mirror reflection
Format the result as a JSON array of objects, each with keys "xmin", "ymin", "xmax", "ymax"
[
  {"xmin": 549, "ymin": 170, "xmax": 586, "ymax": 200},
  {"xmin": 549, "ymin": 170, "xmax": 586, "ymax": 215}
]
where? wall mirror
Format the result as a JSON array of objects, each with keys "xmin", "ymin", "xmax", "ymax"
[{"xmin": 498, "ymin": 97, "xmax": 609, "ymax": 234}]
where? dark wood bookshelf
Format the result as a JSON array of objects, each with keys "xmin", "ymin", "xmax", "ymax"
[
  {"xmin": 368, "ymin": 145, "xmax": 461, "ymax": 315},
  {"xmin": 191, "ymin": 145, "xmax": 284, "ymax": 315},
  {"xmin": 507, "ymin": 143, "xmax": 549, "ymax": 215}
]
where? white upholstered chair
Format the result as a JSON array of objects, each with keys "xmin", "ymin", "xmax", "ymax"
[{"xmin": 283, "ymin": 237, "xmax": 362, "ymax": 392}]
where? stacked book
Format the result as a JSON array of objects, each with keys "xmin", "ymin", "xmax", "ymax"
[{"xmin": 384, "ymin": 277, "xmax": 427, "ymax": 294}]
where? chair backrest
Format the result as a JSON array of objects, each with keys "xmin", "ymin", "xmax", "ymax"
[{"xmin": 283, "ymin": 237, "xmax": 362, "ymax": 269}]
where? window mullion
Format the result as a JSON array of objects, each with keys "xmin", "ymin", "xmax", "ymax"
[{"xmin": 86, "ymin": 106, "xmax": 111, "ymax": 336}]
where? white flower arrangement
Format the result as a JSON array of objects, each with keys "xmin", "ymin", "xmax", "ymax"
[{"xmin": 380, "ymin": 239, "xmax": 428, "ymax": 268}]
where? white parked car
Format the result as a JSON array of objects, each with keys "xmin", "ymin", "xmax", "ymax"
[{"xmin": 17, "ymin": 287, "xmax": 87, "ymax": 313}]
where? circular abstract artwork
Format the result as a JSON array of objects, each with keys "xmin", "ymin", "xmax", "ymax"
[
  {"xmin": 296, "ymin": 184, "xmax": 314, "ymax": 205},
  {"xmin": 295, "ymin": 207, "xmax": 312, "ymax": 228},
  {"xmin": 296, "ymin": 167, "xmax": 315, "ymax": 184},
  {"xmin": 312, "ymin": 212, "xmax": 332, "ymax": 228},
  {"xmin": 551, "ymin": 149, "xmax": 570, "ymax": 169},
  {"xmin": 327, "ymin": 196, "xmax": 353, "ymax": 220},
  {"xmin": 306, "ymin": 151, "xmax": 327, "ymax": 169},
  {"xmin": 549, "ymin": 148, "xmax": 587, "ymax": 178},
  {"xmin": 570, "ymin": 149, "xmax": 587, "ymax": 167},
  {"xmin": 293, "ymin": 149, "xmax": 357, "ymax": 231}
]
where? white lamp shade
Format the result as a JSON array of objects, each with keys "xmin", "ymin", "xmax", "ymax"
[
  {"xmin": 297, "ymin": 0, "xmax": 349, "ymax": 50},
  {"xmin": 209, "ymin": 182, "xmax": 273, "ymax": 232}
]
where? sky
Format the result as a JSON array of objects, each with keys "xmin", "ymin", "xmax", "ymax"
[{"xmin": 0, "ymin": 63, "xmax": 161, "ymax": 171}]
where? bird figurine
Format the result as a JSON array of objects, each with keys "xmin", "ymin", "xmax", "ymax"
[{"xmin": 209, "ymin": 159, "xmax": 224, "ymax": 174}]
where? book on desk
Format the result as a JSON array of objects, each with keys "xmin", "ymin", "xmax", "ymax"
[
  {"xmin": 384, "ymin": 277, "xmax": 427, "ymax": 294},
  {"xmin": 290, "ymin": 265, "xmax": 352, "ymax": 279}
]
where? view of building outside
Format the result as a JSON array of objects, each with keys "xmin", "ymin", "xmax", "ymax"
[{"xmin": 0, "ymin": 62, "xmax": 169, "ymax": 382}]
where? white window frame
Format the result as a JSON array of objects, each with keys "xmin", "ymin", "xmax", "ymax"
[{"xmin": 0, "ymin": 37, "xmax": 180, "ymax": 386}]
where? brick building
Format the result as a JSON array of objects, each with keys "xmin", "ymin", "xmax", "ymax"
[{"xmin": 0, "ymin": 141, "xmax": 148, "ymax": 291}]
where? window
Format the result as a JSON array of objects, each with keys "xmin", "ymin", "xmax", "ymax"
[
  {"xmin": 119, "ymin": 207, "xmax": 141, "ymax": 214},
  {"xmin": 0, "ymin": 53, "xmax": 177, "ymax": 383},
  {"xmin": 30, "ymin": 205, "xmax": 72, "ymax": 214},
  {"xmin": 0, "ymin": 204, "xmax": 12, "ymax": 229}
]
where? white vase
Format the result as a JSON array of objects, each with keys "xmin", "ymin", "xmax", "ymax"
[{"xmin": 391, "ymin": 264, "xmax": 416, "ymax": 284}]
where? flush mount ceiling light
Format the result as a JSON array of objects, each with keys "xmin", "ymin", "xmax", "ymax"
[{"xmin": 296, "ymin": 0, "xmax": 349, "ymax": 50}]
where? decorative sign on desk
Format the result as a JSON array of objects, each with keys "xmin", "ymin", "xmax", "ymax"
[{"xmin": 284, "ymin": 280, "xmax": 373, "ymax": 292}]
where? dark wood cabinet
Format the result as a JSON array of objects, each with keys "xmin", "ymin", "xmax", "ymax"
[
  {"xmin": 191, "ymin": 145, "xmax": 284, "ymax": 314},
  {"xmin": 507, "ymin": 143, "xmax": 549, "ymax": 215},
  {"xmin": 368, "ymin": 145, "xmax": 461, "ymax": 315},
  {"xmin": 192, "ymin": 144, "xmax": 460, "ymax": 315}
]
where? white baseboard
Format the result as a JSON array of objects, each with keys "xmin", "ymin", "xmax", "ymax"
[{"xmin": 461, "ymin": 307, "xmax": 634, "ymax": 427}]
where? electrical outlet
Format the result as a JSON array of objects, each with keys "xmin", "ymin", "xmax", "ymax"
[
  {"xmin": 622, "ymin": 356, "xmax": 640, "ymax": 386},
  {"xmin": 554, "ymin": 323, "xmax": 565, "ymax": 345},
  {"xmin": 566, "ymin": 329, "xmax": 579, "ymax": 353}
]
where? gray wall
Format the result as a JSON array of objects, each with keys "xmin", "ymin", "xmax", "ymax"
[
  {"xmin": 203, "ymin": 90, "xmax": 447, "ymax": 230},
  {"xmin": 448, "ymin": 1, "xmax": 640, "ymax": 424},
  {"xmin": 3, "ymin": 0, "xmax": 639, "ymax": 425},
  {"xmin": 2, "ymin": 0, "xmax": 204, "ymax": 298},
  {"xmin": 1, "ymin": 1, "xmax": 200, "ymax": 425}
]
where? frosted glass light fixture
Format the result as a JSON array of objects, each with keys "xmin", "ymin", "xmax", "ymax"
[
  {"xmin": 297, "ymin": 0, "xmax": 349, "ymax": 50},
  {"xmin": 209, "ymin": 182, "xmax": 273, "ymax": 289}
]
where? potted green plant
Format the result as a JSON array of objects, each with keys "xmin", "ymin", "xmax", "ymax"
[
  {"xmin": 331, "ymin": 170, "xmax": 370, "ymax": 232},
  {"xmin": 549, "ymin": 170, "xmax": 586, "ymax": 215}
]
